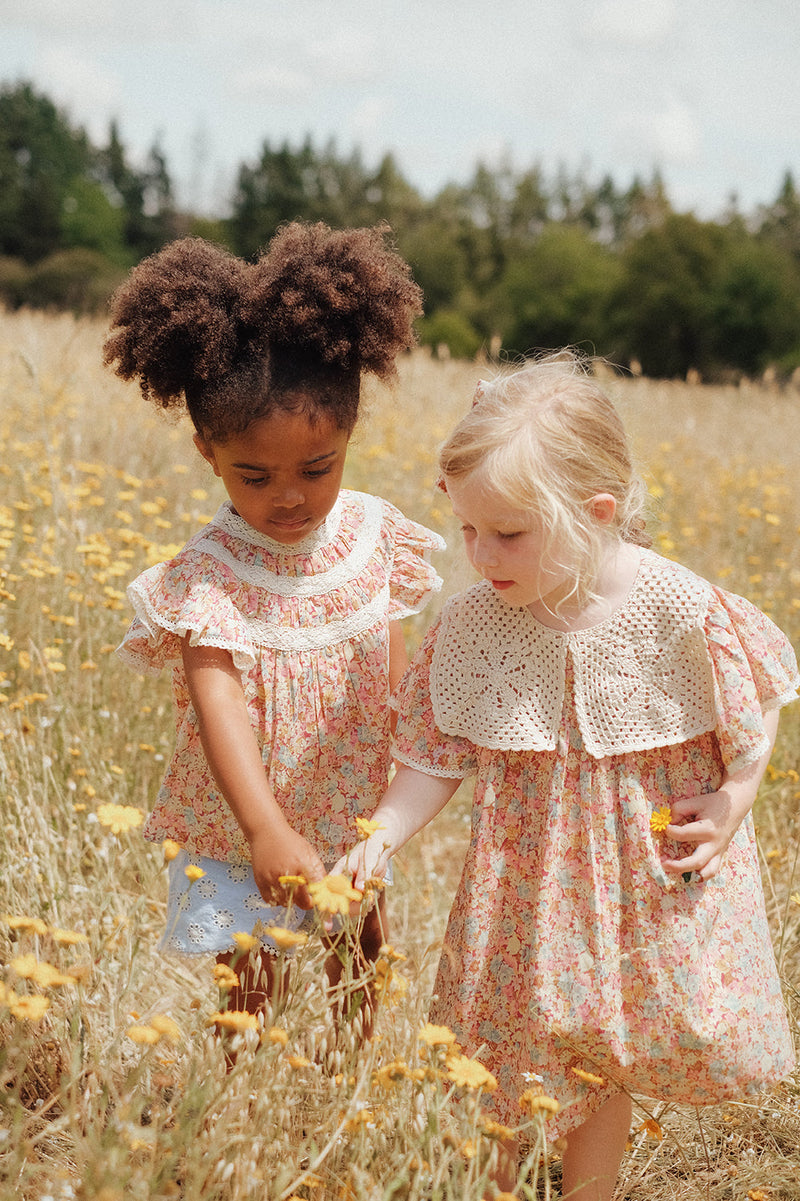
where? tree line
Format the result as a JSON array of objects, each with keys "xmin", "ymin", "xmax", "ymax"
[{"xmin": 2, "ymin": 80, "xmax": 800, "ymax": 380}]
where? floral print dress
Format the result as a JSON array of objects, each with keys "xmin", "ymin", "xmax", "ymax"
[
  {"xmin": 392, "ymin": 550, "xmax": 798, "ymax": 1137},
  {"xmin": 118, "ymin": 490, "xmax": 443, "ymax": 952}
]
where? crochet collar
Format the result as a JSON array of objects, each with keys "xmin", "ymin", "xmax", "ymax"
[
  {"xmin": 210, "ymin": 494, "xmax": 344, "ymax": 556},
  {"xmin": 430, "ymin": 550, "xmax": 719, "ymax": 758}
]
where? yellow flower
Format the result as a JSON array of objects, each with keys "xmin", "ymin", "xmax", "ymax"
[
  {"xmin": 97, "ymin": 803, "xmax": 144, "ymax": 834},
  {"xmin": 11, "ymin": 955, "xmax": 77, "ymax": 988},
  {"xmin": 638, "ymin": 1118, "xmax": 664, "ymax": 1142},
  {"xmin": 208, "ymin": 1010, "xmax": 259, "ymax": 1032},
  {"xmin": 264, "ymin": 926, "xmax": 309, "ymax": 951},
  {"xmin": 418, "ymin": 1022, "xmax": 458, "ymax": 1048},
  {"xmin": 127, "ymin": 1025, "xmax": 161, "ymax": 1045},
  {"xmin": 649, "ymin": 805, "xmax": 672, "ymax": 835},
  {"xmin": 184, "ymin": 864, "xmax": 205, "ymax": 882},
  {"xmin": 520, "ymin": 1088, "xmax": 560, "ymax": 1117},
  {"xmin": 9, "ymin": 993, "xmax": 50, "ymax": 1021},
  {"xmin": 308, "ymin": 873, "xmax": 362, "ymax": 916},
  {"xmin": 49, "ymin": 927, "xmax": 88, "ymax": 946},
  {"xmin": 571, "ymin": 1067, "xmax": 605, "ymax": 1085},
  {"xmin": 232, "ymin": 931, "xmax": 259, "ymax": 953},
  {"xmin": 162, "ymin": 839, "xmax": 181, "ymax": 861},
  {"xmin": 445, "ymin": 1052, "xmax": 497, "ymax": 1092},
  {"xmin": 149, "ymin": 1014, "xmax": 182, "ymax": 1043},
  {"xmin": 267, "ymin": 1026, "xmax": 288, "ymax": 1046},
  {"xmin": 3, "ymin": 914, "xmax": 49, "ymax": 935},
  {"xmin": 286, "ymin": 1054, "xmax": 312, "ymax": 1068},
  {"xmin": 481, "ymin": 1120, "xmax": 515, "ymax": 1141},
  {"xmin": 378, "ymin": 943, "xmax": 406, "ymax": 963},
  {"xmin": 355, "ymin": 816, "xmax": 385, "ymax": 841},
  {"xmin": 373, "ymin": 1059, "xmax": 411, "ymax": 1088},
  {"xmin": 278, "ymin": 873, "xmax": 307, "ymax": 887},
  {"xmin": 213, "ymin": 964, "xmax": 240, "ymax": 990}
]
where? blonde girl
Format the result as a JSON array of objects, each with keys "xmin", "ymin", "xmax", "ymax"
[
  {"xmin": 342, "ymin": 352, "xmax": 798, "ymax": 1200},
  {"xmin": 107, "ymin": 223, "xmax": 443, "ymax": 1024}
]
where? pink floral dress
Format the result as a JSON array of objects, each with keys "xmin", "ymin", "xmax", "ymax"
[
  {"xmin": 118, "ymin": 490, "xmax": 444, "ymax": 870},
  {"xmin": 392, "ymin": 550, "xmax": 799, "ymax": 1137}
]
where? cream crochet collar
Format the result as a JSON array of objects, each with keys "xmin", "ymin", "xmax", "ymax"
[{"xmin": 430, "ymin": 550, "xmax": 718, "ymax": 758}]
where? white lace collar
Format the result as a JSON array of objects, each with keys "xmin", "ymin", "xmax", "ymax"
[
  {"xmin": 430, "ymin": 551, "xmax": 718, "ymax": 758},
  {"xmin": 209, "ymin": 494, "xmax": 344, "ymax": 556}
]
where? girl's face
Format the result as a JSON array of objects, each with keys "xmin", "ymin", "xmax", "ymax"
[
  {"xmin": 195, "ymin": 408, "xmax": 349, "ymax": 544},
  {"xmin": 446, "ymin": 470, "xmax": 580, "ymax": 617}
]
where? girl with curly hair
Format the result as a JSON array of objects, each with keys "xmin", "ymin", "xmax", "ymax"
[{"xmin": 106, "ymin": 223, "xmax": 443, "ymax": 1028}]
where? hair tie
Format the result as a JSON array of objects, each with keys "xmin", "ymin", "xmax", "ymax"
[{"xmin": 472, "ymin": 380, "xmax": 488, "ymax": 408}]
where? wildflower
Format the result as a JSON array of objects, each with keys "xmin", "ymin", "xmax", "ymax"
[
  {"xmin": 286, "ymin": 1054, "xmax": 312, "ymax": 1068},
  {"xmin": 378, "ymin": 943, "xmax": 406, "ymax": 963},
  {"xmin": 8, "ymin": 993, "xmax": 50, "ymax": 1021},
  {"xmin": 3, "ymin": 914, "xmax": 49, "ymax": 935},
  {"xmin": 373, "ymin": 958, "xmax": 408, "ymax": 1005},
  {"xmin": 97, "ymin": 803, "xmax": 144, "ymax": 834},
  {"xmin": 162, "ymin": 839, "xmax": 181, "ymax": 861},
  {"xmin": 637, "ymin": 1118, "xmax": 664, "ymax": 1141},
  {"xmin": 445, "ymin": 1053, "xmax": 498, "ymax": 1092},
  {"xmin": 481, "ymin": 1119, "xmax": 515, "ymax": 1141},
  {"xmin": 149, "ymin": 1014, "xmax": 182, "ymax": 1043},
  {"xmin": 649, "ymin": 806, "xmax": 672, "ymax": 835},
  {"xmin": 184, "ymin": 864, "xmax": 205, "ymax": 882},
  {"xmin": 49, "ymin": 927, "xmax": 88, "ymax": 946},
  {"xmin": 373, "ymin": 1059, "xmax": 411, "ymax": 1088},
  {"xmin": 213, "ymin": 963, "xmax": 240, "ymax": 990},
  {"xmin": 747, "ymin": 1190, "xmax": 770, "ymax": 1201},
  {"xmin": 355, "ymin": 816, "xmax": 385, "ymax": 840},
  {"xmin": 208, "ymin": 1010, "xmax": 259, "ymax": 1032},
  {"xmin": 520, "ymin": 1088, "xmax": 560, "ymax": 1117},
  {"xmin": 232, "ymin": 931, "xmax": 259, "ymax": 954},
  {"xmin": 343, "ymin": 1108, "xmax": 375, "ymax": 1132},
  {"xmin": 127, "ymin": 1025, "xmax": 161, "ymax": 1045},
  {"xmin": 308, "ymin": 873, "xmax": 362, "ymax": 917},
  {"xmin": 264, "ymin": 926, "xmax": 309, "ymax": 951},
  {"xmin": 571, "ymin": 1067, "xmax": 605, "ymax": 1085},
  {"xmin": 418, "ymin": 1022, "xmax": 458, "ymax": 1048},
  {"xmin": 11, "ymin": 955, "xmax": 77, "ymax": 988},
  {"xmin": 278, "ymin": 873, "xmax": 306, "ymax": 887},
  {"xmin": 267, "ymin": 1026, "xmax": 288, "ymax": 1046}
]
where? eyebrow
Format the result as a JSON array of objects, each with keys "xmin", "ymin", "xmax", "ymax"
[{"xmin": 231, "ymin": 451, "xmax": 338, "ymax": 470}]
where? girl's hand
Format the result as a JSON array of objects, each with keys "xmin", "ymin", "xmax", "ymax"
[
  {"xmin": 249, "ymin": 825, "xmax": 326, "ymax": 911},
  {"xmin": 660, "ymin": 789, "xmax": 739, "ymax": 881},
  {"xmin": 333, "ymin": 832, "xmax": 392, "ymax": 893}
]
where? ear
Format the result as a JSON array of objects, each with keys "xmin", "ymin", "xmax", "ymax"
[
  {"xmin": 193, "ymin": 432, "xmax": 221, "ymax": 477},
  {"xmin": 587, "ymin": 493, "xmax": 617, "ymax": 525}
]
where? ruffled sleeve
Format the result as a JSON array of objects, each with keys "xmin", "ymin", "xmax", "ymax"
[
  {"xmin": 117, "ymin": 552, "xmax": 258, "ymax": 676},
  {"xmin": 706, "ymin": 587, "xmax": 799, "ymax": 773},
  {"xmin": 392, "ymin": 619, "xmax": 477, "ymax": 778},
  {"xmin": 381, "ymin": 499, "xmax": 446, "ymax": 620}
]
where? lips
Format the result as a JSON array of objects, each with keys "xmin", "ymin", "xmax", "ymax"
[{"xmin": 490, "ymin": 579, "xmax": 515, "ymax": 591}]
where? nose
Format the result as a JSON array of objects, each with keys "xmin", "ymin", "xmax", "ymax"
[
  {"xmin": 273, "ymin": 483, "xmax": 304, "ymax": 510},
  {"xmin": 472, "ymin": 535, "xmax": 498, "ymax": 571}
]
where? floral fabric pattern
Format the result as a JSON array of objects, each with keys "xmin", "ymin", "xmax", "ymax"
[
  {"xmin": 392, "ymin": 560, "xmax": 799, "ymax": 1137},
  {"xmin": 118, "ymin": 490, "xmax": 444, "ymax": 866}
]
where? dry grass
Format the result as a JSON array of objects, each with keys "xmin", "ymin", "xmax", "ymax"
[{"xmin": 0, "ymin": 309, "xmax": 799, "ymax": 1200}]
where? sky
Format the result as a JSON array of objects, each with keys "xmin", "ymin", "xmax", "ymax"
[{"xmin": 1, "ymin": 0, "xmax": 799, "ymax": 220}]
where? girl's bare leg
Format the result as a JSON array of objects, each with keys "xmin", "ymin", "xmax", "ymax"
[
  {"xmin": 323, "ymin": 892, "xmax": 387, "ymax": 1040},
  {"xmin": 561, "ymin": 1092, "xmax": 632, "ymax": 1201}
]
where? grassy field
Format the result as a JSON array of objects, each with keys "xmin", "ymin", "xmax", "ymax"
[{"xmin": 1, "ymin": 308, "xmax": 799, "ymax": 1200}]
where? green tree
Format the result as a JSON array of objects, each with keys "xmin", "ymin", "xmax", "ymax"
[
  {"xmin": 488, "ymin": 223, "xmax": 621, "ymax": 356},
  {"xmin": 0, "ymin": 81, "xmax": 92, "ymax": 261}
]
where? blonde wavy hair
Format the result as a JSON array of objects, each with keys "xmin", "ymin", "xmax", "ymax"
[{"xmin": 438, "ymin": 351, "xmax": 650, "ymax": 610}]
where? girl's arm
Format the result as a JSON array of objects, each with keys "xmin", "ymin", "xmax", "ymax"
[
  {"xmin": 661, "ymin": 707, "xmax": 780, "ymax": 882},
  {"xmin": 336, "ymin": 763, "xmax": 462, "ymax": 886},
  {"xmin": 181, "ymin": 639, "xmax": 326, "ymax": 909}
]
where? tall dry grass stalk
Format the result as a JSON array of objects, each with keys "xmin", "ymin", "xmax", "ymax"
[{"xmin": 0, "ymin": 309, "xmax": 798, "ymax": 1199}]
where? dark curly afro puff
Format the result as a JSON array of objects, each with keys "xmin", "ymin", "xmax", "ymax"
[{"xmin": 104, "ymin": 223, "xmax": 423, "ymax": 442}]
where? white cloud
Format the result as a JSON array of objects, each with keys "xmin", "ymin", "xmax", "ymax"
[{"xmin": 589, "ymin": 0, "xmax": 677, "ymax": 44}]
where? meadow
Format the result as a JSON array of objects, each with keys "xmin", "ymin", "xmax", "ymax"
[{"xmin": 0, "ymin": 307, "xmax": 799, "ymax": 1201}]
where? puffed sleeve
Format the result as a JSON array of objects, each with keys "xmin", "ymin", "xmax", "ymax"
[
  {"xmin": 392, "ymin": 619, "xmax": 477, "ymax": 778},
  {"xmin": 117, "ymin": 551, "xmax": 258, "ymax": 676},
  {"xmin": 706, "ymin": 586, "xmax": 799, "ymax": 774},
  {"xmin": 381, "ymin": 499, "xmax": 446, "ymax": 620}
]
